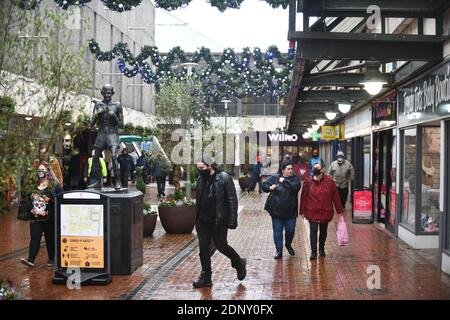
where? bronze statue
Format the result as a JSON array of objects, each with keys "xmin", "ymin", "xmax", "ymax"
[{"xmin": 89, "ymin": 84, "xmax": 123, "ymax": 190}]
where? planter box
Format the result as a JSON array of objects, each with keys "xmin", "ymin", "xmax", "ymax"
[
  {"xmin": 158, "ymin": 205, "xmax": 196, "ymax": 234},
  {"xmin": 143, "ymin": 214, "xmax": 157, "ymax": 237},
  {"xmin": 238, "ymin": 177, "xmax": 253, "ymax": 191}
]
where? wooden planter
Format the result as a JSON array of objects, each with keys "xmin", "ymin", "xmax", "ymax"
[
  {"xmin": 158, "ymin": 205, "xmax": 196, "ymax": 234},
  {"xmin": 238, "ymin": 177, "xmax": 253, "ymax": 191},
  {"xmin": 143, "ymin": 214, "xmax": 157, "ymax": 237}
]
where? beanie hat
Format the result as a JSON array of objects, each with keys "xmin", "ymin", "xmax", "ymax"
[{"xmin": 337, "ymin": 151, "xmax": 345, "ymax": 158}]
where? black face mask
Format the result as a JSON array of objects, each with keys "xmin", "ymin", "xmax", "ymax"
[
  {"xmin": 313, "ymin": 168, "xmax": 322, "ymax": 176},
  {"xmin": 199, "ymin": 169, "xmax": 210, "ymax": 180}
]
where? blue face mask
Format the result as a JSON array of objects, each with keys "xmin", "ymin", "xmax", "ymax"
[{"xmin": 37, "ymin": 170, "xmax": 47, "ymax": 178}]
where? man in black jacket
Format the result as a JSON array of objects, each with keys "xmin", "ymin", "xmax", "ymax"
[{"xmin": 193, "ymin": 160, "xmax": 247, "ymax": 288}]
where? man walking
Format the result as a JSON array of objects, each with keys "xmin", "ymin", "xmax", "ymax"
[
  {"xmin": 328, "ymin": 151, "xmax": 355, "ymax": 208},
  {"xmin": 192, "ymin": 159, "xmax": 247, "ymax": 288},
  {"xmin": 117, "ymin": 148, "xmax": 134, "ymax": 189}
]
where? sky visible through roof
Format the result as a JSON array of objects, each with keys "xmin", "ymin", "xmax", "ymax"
[{"xmin": 155, "ymin": 0, "xmax": 292, "ymax": 53}]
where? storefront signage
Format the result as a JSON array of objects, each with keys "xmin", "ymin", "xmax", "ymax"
[
  {"xmin": 321, "ymin": 126, "xmax": 335, "ymax": 140},
  {"xmin": 268, "ymin": 132, "xmax": 298, "ymax": 142},
  {"xmin": 399, "ymin": 61, "xmax": 450, "ymax": 126},
  {"xmin": 352, "ymin": 189, "xmax": 373, "ymax": 223},
  {"xmin": 372, "ymin": 101, "xmax": 396, "ymax": 128}
]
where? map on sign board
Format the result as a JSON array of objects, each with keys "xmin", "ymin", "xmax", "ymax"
[{"xmin": 61, "ymin": 204, "xmax": 103, "ymax": 237}]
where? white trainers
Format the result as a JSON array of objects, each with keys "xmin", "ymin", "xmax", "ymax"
[{"xmin": 20, "ymin": 258, "xmax": 35, "ymax": 267}]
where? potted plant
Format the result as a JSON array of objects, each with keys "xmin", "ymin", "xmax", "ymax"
[
  {"xmin": 143, "ymin": 203, "xmax": 158, "ymax": 237},
  {"xmin": 0, "ymin": 279, "xmax": 18, "ymax": 300},
  {"xmin": 238, "ymin": 172, "xmax": 253, "ymax": 192},
  {"xmin": 158, "ymin": 190, "xmax": 196, "ymax": 234}
]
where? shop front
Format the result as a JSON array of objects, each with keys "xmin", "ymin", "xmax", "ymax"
[
  {"xmin": 344, "ymin": 106, "xmax": 372, "ymax": 191},
  {"xmin": 397, "ymin": 58, "xmax": 450, "ymax": 274},
  {"xmin": 372, "ymin": 91, "xmax": 397, "ymax": 233}
]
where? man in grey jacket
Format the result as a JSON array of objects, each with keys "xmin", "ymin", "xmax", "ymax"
[{"xmin": 328, "ymin": 151, "xmax": 355, "ymax": 208}]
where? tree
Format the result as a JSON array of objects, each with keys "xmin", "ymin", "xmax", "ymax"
[
  {"xmin": 155, "ymin": 79, "xmax": 208, "ymax": 192},
  {"xmin": 0, "ymin": 2, "xmax": 91, "ymax": 209}
]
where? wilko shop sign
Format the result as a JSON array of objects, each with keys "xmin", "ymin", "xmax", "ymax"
[
  {"xmin": 268, "ymin": 132, "xmax": 298, "ymax": 142},
  {"xmin": 352, "ymin": 189, "xmax": 373, "ymax": 224}
]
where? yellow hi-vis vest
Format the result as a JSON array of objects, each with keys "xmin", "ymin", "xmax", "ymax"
[{"xmin": 88, "ymin": 157, "xmax": 107, "ymax": 177}]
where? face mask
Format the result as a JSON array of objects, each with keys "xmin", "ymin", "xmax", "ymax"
[
  {"xmin": 199, "ymin": 169, "xmax": 210, "ymax": 180},
  {"xmin": 337, "ymin": 157, "xmax": 344, "ymax": 164},
  {"xmin": 37, "ymin": 170, "xmax": 47, "ymax": 178},
  {"xmin": 313, "ymin": 168, "xmax": 322, "ymax": 176}
]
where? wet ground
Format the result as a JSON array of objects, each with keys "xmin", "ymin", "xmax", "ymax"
[{"xmin": 1, "ymin": 182, "xmax": 450, "ymax": 300}]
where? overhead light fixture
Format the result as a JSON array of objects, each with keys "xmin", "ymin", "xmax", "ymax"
[
  {"xmin": 303, "ymin": 131, "xmax": 311, "ymax": 139},
  {"xmin": 25, "ymin": 116, "xmax": 32, "ymax": 121},
  {"xmin": 360, "ymin": 61, "xmax": 388, "ymax": 96},
  {"xmin": 307, "ymin": 128, "xmax": 314, "ymax": 134},
  {"xmin": 338, "ymin": 103, "xmax": 352, "ymax": 114},
  {"xmin": 315, "ymin": 119, "xmax": 326, "ymax": 126},
  {"xmin": 325, "ymin": 112, "xmax": 337, "ymax": 120},
  {"xmin": 312, "ymin": 124, "xmax": 320, "ymax": 131}
]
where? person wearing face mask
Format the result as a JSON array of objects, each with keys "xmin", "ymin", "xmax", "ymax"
[
  {"xmin": 19, "ymin": 162, "xmax": 63, "ymax": 267},
  {"xmin": 262, "ymin": 161, "xmax": 301, "ymax": 259},
  {"xmin": 299, "ymin": 162, "xmax": 344, "ymax": 260},
  {"xmin": 328, "ymin": 151, "xmax": 355, "ymax": 208},
  {"xmin": 192, "ymin": 158, "xmax": 247, "ymax": 288},
  {"xmin": 308, "ymin": 148, "xmax": 325, "ymax": 176}
]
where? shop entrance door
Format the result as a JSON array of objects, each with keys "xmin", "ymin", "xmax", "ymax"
[{"xmin": 373, "ymin": 130, "xmax": 395, "ymax": 232}]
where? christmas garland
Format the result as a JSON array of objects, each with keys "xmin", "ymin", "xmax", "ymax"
[
  {"xmin": 16, "ymin": 0, "xmax": 290, "ymax": 12},
  {"xmin": 89, "ymin": 39, "xmax": 295, "ymax": 98}
]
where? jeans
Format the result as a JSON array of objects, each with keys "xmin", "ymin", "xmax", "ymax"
[
  {"xmin": 271, "ymin": 217, "xmax": 297, "ymax": 250},
  {"xmin": 309, "ymin": 221, "xmax": 329, "ymax": 254},
  {"xmin": 156, "ymin": 175, "xmax": 166, "ymax": 196},
  {"xmin": 28, "ymin": 221, "xmax": 55, "ymax": 263},
  {"xmin": 196, "ymin": 220, "xmax": 241, "ymax": 273},
  {"xmin": 338, "ymin": 187, "xmax": 348, "ymax": 208}
]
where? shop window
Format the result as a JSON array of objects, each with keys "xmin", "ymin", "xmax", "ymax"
[
  {"xmin": 420, "ymin": 127, "xmax": 440, "ymax": 233},
  {"xmin": 401, "ymin": 128, "xmax": 416, "ymax": 230}
]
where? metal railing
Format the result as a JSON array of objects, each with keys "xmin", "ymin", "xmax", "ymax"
[{"xmin": 210, "ymin": 103, "xmax": 287, "ymax": 117}]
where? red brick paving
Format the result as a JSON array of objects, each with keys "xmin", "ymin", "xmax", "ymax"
[{"xmin": 1, "ymin": 182, "xmax": 450, "ymax": 300}]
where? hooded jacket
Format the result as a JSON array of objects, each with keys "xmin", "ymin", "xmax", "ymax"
[
  {"xmin": 328, "ymin": 159, "xmax": 355, "ymax": 188},
  {"xmin": 299, "ymin": 175, "xmax": 344, "ymax": 223}
]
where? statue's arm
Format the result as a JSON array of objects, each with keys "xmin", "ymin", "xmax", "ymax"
[
  {"xmin": 90, "ymin": 102, "xmax": 98, "ymax": 128},
  {"xmin": 117, "ymin": 103, "xmax": 124, "ymax": 128}
]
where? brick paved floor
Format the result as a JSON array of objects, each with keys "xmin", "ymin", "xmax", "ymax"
[{"xmin": 1, "ymin": 181, "xmax": 450, "ymax": 300}]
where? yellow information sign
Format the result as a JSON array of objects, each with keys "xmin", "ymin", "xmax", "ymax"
[
  {"xmin": 321, "ymin": 126, "xmax": 335, "ymax": 140},
  {"xmin": 60, "ymin": 204, "xmax": 104, "ymax": 269},
  {"xmin": 60, "ymin": 236, "xmax": 104, "ymax": 268}
]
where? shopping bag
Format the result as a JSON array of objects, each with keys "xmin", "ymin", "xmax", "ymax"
[{"xmin": 336, "ymin": 215, "xmax": 348, "ymax": 246}]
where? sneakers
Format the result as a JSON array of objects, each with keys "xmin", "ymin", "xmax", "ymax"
[
  {"xmin": 193, "ymin": 271, "xmax": 212, "ymax": 288},
  {"xmin": 20, "ymin": 258, "xmax": 35, "ymax": 267},
  {"xmin": 235, "ymin": 258, "xmax": 247, "ymax": 281},
  {"xmin": 47, "ymin": 260, "xmax": 55, "ymax": 267},
  {"xmin": 310, "ymin": 253, "xmax": 318, "ymax": 260},
  {"xmin": 285, "ymin": 244, "xmax": 295, "ymax": 256}
]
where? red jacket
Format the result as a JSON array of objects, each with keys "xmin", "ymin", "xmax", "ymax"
[{"xmin": 299, "ymin": 175, "xmax": 344, "ymax": 223}]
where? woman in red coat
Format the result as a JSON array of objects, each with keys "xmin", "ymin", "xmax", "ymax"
[{"xmin": 299, "ymin": 162, "xmax": 344, "ymax": 260}]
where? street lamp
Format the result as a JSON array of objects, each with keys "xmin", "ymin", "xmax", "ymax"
[
  {"xmin": 360, "ymin": 61, "xmax": 388, "ymax": 96},
  {"xmin": 180, "ymin": 62, "xmax": 199, "ymax": 199},
  {"xmin": 221, "ymin": 99, "xmax": 231, "ymax": 171}
]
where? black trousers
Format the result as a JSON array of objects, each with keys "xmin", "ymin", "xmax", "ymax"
[
  {"xmin": 248, "ymin": 176, "xmax": 262, "ymax": 193},
  {"xmin": 28, "ymin": 221, "xmax": 55, "ymax": 263},
  {"xmin": 120, "ymin": 170, "xmax": 130, "ymax": 188},
  {"xmin": 338, "ymin": 187, "xmax": 349, "ymax": 207},
  {"xmin": 195, "ymin": 220, "xmax": 241, "ymax": 273},
  {"xmin": 156, "ymin": 175, "xmax": 166, "ymax": 196},
  {"xmin": 309, "ymin": 221, "xmax": 329, "ymax": 254}
]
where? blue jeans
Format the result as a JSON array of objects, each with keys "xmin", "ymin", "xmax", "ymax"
[{"xmin": 271, "ymin": 217, "xmax": 297, "ymax": 250}]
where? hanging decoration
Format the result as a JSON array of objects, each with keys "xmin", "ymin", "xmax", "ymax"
[
  {"xmin": 89, "ymin": 39, "xmax": 295, "ymax": 99},
  {"xmin": 17, "ymin": 0, "xmax": 290, "ymax": 12}
]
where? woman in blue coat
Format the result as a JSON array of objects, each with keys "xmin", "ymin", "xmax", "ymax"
[{"xmin": 262, "ymin": 161, "xmax": 301, "ymax": 259}]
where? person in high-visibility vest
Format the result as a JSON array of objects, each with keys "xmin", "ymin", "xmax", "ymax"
[{"xmin": 84, "ymin": 150, "xmax": 108, "ymax": 187}]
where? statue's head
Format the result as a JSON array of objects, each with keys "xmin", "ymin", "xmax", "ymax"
[{"xmin": 101, "ymin": 84, "xmax": 114, "ymax": 102}]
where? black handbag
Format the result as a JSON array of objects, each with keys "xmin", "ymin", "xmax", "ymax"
[{"xmin": 17, "ymin": 198, "xmax": 31, "ymax": 221}]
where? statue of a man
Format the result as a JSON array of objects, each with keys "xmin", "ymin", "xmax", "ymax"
[{"xmin": 89, "ymin": 84, "xmax": 123, "ymax": 190}]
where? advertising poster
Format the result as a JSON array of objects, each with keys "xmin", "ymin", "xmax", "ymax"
[
  {"xmin": 389, "ymin": 190, "xmax": 397, "ymax": 226},
  {"xmin": 353, "ymin": 190, "xmax": 373, "ymax": 220},
  {"xmin": 321, "ymin": 126, "xmax": 335, "ymax": 140},
  {"xmin": 60, "ymin": 204, "xmax": 104, "ymax": 269}
]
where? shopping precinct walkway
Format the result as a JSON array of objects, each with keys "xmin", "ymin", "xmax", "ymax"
[{"xmin": 1, "ymin": 182, "xmax": 450, "ymax": 300}]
